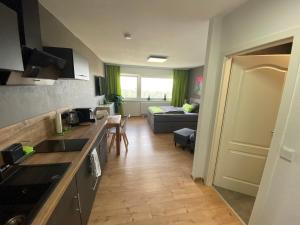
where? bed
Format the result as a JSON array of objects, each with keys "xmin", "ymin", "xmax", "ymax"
[{"xmin": 147, "ymin": 99, "xmax": 199, "ymax": 133}]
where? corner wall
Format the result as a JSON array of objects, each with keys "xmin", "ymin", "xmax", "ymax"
[
  {"xmin": 193, "ymin": 0, "xmax": 300, "ymax": 224},
  {"xmin": 192, "ymin": 17, "xmax": 223, "ymax": 179},
  {"xmin": 188, "ymin": 66, "xmax": 204, "ymax": 99},
  {"xmin": 0, "ymin": 5, "xmax": 104, "ymax": 128}
]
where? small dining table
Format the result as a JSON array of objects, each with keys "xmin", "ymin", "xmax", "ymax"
[{"xmin": 107, "ymin": 115, "xmax": 122, "ymax": 156}]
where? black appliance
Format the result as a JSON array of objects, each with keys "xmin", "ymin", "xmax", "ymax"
[
  {"xmin": 0, "ymin": 163, "xmax": 70, "ymax": 225},
  {"xmin": 34, "ymin": 139, "xmax": 88, "ymax": 153},
  {"xmin": 22, "ymin": 47, "xmax": 66, "ymax": 78},
  {"xmin": 43, "ymin": 47, "xmax": 89, "ymax": 80},
  {"xmin": 75, "ymin": 108, "xmax": 96, "ymax": 123},
  {"xmin": 66, "ymin": 110, "xmax": 80, "ymax": 126},
  {"xmin": 1, "ymin": 143, "xmax": 25, "ymax": 165}
]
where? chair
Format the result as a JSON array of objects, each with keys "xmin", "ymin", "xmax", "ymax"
[{"xmin": 108, "ymin": 114, "xmax": 130, "ymax": 152}]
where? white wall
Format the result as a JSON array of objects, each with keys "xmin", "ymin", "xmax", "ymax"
[
  {"xmin": 193, "ymin": 0, "xmax": 300, "ymax": 224},
  {"xmin": 192, "ymin": 17, "xmax": 223, "ymax": 179},
  {"xmin": 121, "ymin": 65, "xmax": 173, "ymax": 78}
]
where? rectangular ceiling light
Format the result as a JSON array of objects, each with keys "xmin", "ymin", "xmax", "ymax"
[{"xmin": 147, "ymin": 55, "xmax": 168, "ymax": 63}]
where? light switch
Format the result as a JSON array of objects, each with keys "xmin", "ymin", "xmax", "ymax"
[{"xmin": 280, "ymin": 146, "xmax": 295, "ymax": 162}]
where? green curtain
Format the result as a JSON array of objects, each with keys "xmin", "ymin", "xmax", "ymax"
[
  {"xmin": 105, "ymin": 64, "xmax": 123, "ymax": 115},
  {"xmin": 105, "ymin": 64, "xmax": 121, "ymax": 96},
  {"xmin": 171, "ymin": 69, "xmax": 189, "ymax": 107}
]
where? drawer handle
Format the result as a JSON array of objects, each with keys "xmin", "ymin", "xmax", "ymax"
[
  {"xmin": 74, "ymin": 194, "xmax": 82, "ymax": 213},
  {"xmin": 92, "ymin": 176, "xmax": 99, "ymax": 191}
]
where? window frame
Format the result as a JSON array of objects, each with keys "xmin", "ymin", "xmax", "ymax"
[
  {"xmin": 120, "ymin": 73, "xmax": 173, "ymax": 101},
  {"xmin": 140, "ymin": 76, "xmax": 173, "ymax": 101},
  {"xmin": 120, "ymin": 73, "xmax": 139, "ymax": 100}
]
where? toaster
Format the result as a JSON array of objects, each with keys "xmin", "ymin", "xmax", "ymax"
[{"xmin": 1, "ymin": 143, "xmax": 25, "ymax": 164}]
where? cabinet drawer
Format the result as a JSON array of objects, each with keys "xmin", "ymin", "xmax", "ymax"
[
  {"xmin": 46, "ymin": 178, "xmax": 81, "ymax": 225},
  {"xmin": 75, "ymin": 149, "xmax": 98, "ymax": 225}
]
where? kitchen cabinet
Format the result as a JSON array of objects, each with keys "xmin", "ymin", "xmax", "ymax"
[
  {"xmin": 1, "ymin": 0, "xmax": 43, "ymax": 49},
  {"xmin": 46, "ymin": 178, "xmax": 81, "ymax": 225},
  {"xmin": 0, "ymin": 2, "xmax": 23, "ymax": 71},
  {"xmin": 46, "ymin": 129, "xmax": 107, "ymax": 225},
  {"xmin": 44, "ymin": 47, "xmax": 90, "ymax": 80},
  {"xmin": 98, "ymin": 128, "xmax": 108, "ymax": 170},
  {"xmin": 75, "ymin": 148, "xmax": 98, "ymax": 225},
  {"xmin": 75, "ymin": 128, "xmax": 107, "ymax": 225}
]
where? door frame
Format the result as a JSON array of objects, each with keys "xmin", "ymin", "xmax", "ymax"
[
  {"xmin": 205, "ymin": 38, "xmax": 293, "ymax": 185},
  {"xmin": 205, "ymin": 56, "xmax": 232, "ymax": 186},
  {"xmin": 203, "ymin": 35, "xmax": 300, "ymax": 224}
]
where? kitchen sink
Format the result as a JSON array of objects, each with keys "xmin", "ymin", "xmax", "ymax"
[
  {"xmin": 0, "ymin": 183, "xmax": 52, "ymax": 205},
  {"xmin": 0, "ymin": 163, "xmax": 70, "ymax": 225}
]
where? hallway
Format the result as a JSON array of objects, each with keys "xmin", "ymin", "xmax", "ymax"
[{"xmin": 88, "ymin": 117, "xmax": 242, "ymax": 225}]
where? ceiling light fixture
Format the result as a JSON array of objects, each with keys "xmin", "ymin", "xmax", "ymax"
[
  {"xmin": 124, "ymin": 32, "xmax": 132, "ymax": 40},
  {"xmin": 147, "ymin": 55, "xmax": 168, "ymax": 63}
]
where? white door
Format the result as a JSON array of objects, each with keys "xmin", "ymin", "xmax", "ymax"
[{"xmin": 214, "ymin": 55, "xmax": 290, "ymax": 196}]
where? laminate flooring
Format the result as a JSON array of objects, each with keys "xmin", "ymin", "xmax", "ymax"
[{"xmin": 88, "ymin": 117, "xmax": 243, "ymax": 225}]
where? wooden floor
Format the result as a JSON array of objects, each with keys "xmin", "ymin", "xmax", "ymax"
[{"xmin": 88, "ymin": 117, "xmax": 242, "ymax": 225}]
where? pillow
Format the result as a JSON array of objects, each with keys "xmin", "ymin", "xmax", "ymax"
[{"xmin": 182, "ymin": 103, "xmax": 193, "ymax": 113}]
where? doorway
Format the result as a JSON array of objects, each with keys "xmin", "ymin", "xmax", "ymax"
[{"xmin": 212, "ymin": 43, "xmax": 292, "ymax": 224}]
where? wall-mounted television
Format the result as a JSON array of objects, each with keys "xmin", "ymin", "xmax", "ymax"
[{"xmin": 95, "ymin": 76, "xmax": 106, "ymax": 96}]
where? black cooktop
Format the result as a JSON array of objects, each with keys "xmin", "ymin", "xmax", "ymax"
[{"xmin": 34, "ymin": 139, "xmax": 88, "ymax": 153}]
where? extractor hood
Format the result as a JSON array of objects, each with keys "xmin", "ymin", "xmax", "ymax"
[
  {"xmin": 0, "ymin": 0, "xmax": 66, "ymax": 85},
  {"xmin": 22, "ymin": 47, "xmax": 65, "ymax": 78}
]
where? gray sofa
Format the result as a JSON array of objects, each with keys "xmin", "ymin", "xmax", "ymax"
[{"xmin": 147, "ymin": 110, "xmax": 198, "ymax": 133}]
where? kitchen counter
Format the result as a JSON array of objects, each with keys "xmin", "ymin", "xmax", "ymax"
[{"xmin": 21, "ymin": 117, "xmax": 107, "ymax": 225}]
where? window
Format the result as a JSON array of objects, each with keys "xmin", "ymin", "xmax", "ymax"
[
  {"xmin": 120, "ymin": 74, "xmax": 173, "ymax": 100},
  {"xmin": 120, "ymin": 75, "xmax": 138, "ymax": 98},
  {"xmin": 141, "ymin": 77, "xmax": 173, "ymax": 99}
]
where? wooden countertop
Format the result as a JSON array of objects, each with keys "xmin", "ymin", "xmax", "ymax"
[
  {"xmin": 21, "ymin": 117, "xmax": 107, "ymax": 225},
  {"xmin": 107, "ymin": 115, "xmax": 122, "ymax": 127}
]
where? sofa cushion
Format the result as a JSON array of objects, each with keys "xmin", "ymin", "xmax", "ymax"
[{"xmin": 182, "ymin": 103, "xmax": 193, "ymax": 113}]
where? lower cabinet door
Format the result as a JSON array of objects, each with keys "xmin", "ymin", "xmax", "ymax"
[
  {"xmin": 46, "ymin": 178, "xmax": 81, "ymax": 225},
  {"xmin": 76, "ymin": 152, "xmax": 97, "ymax": 225},
  {"xmin": 95, "ymin": 128, "xmax": 107, "ymax": 171},
  {"xmin": 99, "ymin": 133, "xmax": 107, "ymax": 170}
]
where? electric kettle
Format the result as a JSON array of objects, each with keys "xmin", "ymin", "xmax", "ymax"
[{"xmin": 67, "ymin": 110, "xmax": 79, "ymax": 126}]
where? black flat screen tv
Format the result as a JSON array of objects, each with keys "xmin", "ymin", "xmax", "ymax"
[{"xmin": 95, "ymin": 76, "xmax": 106, "ymax": 96}]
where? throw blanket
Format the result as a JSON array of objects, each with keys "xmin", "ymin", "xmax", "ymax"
[
  {"xmin": 149, "ymin": 106, "xmax": 164, "ymax": 114},
  {"xmin": 148, "ymin": 106, "xmax": 184, "ymax": 114}
]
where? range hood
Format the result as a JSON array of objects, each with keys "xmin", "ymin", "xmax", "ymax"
[
  {"xmin": 22, "ymin": 47, "xmax": 65, "ymax": 78},
  {"xmin": 0, "ymin": 0, "xmax": 66, "ymax": 85}
]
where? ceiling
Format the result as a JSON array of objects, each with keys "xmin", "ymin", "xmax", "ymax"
[{"xmin": 40, "ymin": 0, "xmax": 247, "ymax": 69}]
